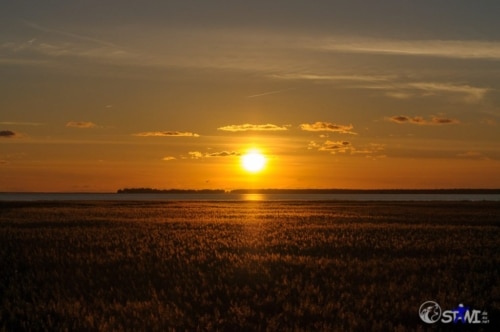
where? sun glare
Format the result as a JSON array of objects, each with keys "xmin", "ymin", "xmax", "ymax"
[{"xmin": 241, "ymin": 150, "xmax": 266, "ymax": 173}]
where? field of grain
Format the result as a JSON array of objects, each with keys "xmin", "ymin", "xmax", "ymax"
[{"xmin": 1, "ymin": 200, "xmax": 499, "ymax": 331}]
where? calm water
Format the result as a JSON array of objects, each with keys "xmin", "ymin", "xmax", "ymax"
[{"xmin": 0, "ymin": 192, "xmax": 499, "ymax": 201}]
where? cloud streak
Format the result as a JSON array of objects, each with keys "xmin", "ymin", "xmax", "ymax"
[
  {"xmin": 407, "ymin": 82, "xmax": 489, "ymax": 102},
  {"xmin": 319, "ymin": 140, "xmax": 352, "ymax": 153},
  {"xmin": 206, "ymin": 151, "xmax": 240, "ymax": 157},
  {"xmin": 66, "ymin": 121, "xmax": 97, "ymax": 128},
  {"xmin": 134, "ymin": 131, "xmax": 200, "ymax": 137},
  {"xmin": 23, "ymin": 21, "xmax": 119, "ymax": 48},
  {"xmin": 0, "ymin": 130, "xmax": 17, "ymax": 138},
  {"xmin": 1, "ymin": 24, "xmax": 130, "ymax": 67},
  {"xmin": 310, "ymin": 139, "xmax": 385, "ymax": 156},
  {"xmin": 300, "ymin": 122, "xmax": 357, "ymax": 134},
  {"xmin": 187, "ymin": 151, "xmax": 241, "ymax": 159},
  {"xmin": 320, "ymin": 38, "xmax": 500, "ymax": 60},
  {"xmin": 272, "ymin": 73, "xmax": 390, "ymax": 83},
  {"xmin": 274, "ymin": 72, "xmax": 489, "ymax": 103},
  {"xmin": 0, "ymin": 121, "xmax": 44, "ymax": 126},
  {"xmin": 218, "ymin": 123, "xmax": 289, "ymax": 132},
  {"xmin": 246, "ymin": 88, "xmax": 295, "ymax": 98},
  {"xmin": 388, "ymin": 115, "xmax": 459, "ymax": 125},
  {"xmin": 360, "ymin": 81, "xmax": 489, "ymax": 103}
]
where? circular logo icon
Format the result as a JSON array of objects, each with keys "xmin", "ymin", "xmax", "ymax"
[{"xmin": 419, "ymin": 301, "xmax": 442, "ymax": 324}]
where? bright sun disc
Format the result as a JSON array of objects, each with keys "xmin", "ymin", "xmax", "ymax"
[{"xmin": 242, "ymin": 150, "xmax": 266, "ymax": 173}]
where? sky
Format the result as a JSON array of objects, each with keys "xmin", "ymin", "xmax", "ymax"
[{"xmin": 1, "ymin": 0, "xmax": 499, "ymax": 192}]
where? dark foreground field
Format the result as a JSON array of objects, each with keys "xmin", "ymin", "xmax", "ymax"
[{"xmin": 1, "ymin": 201, "xmax": 499, "ymax": 331}]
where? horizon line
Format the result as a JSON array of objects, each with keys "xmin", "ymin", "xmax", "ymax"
[{"xmin": 2, "ymin": 188, "xmax": 499, "ymax": 194}]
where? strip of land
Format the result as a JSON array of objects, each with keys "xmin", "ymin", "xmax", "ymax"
[{"xmin": 117, "ymin": 188, "xmax": 500, "ymax": 194}]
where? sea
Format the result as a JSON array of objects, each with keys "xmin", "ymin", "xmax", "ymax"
[{"xmin": 0, "ymin": 192, "xmax": 499, "ymax": 202}]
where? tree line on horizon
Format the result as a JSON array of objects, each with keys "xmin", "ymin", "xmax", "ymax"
[{"xmin": 117, "ymin": 188, "xmax": 500, "ymax": 194}]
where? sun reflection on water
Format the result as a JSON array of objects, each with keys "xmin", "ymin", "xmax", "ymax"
[{"xmin": 242, "ymin": 193, "xmax": 265, "ymax": 201}]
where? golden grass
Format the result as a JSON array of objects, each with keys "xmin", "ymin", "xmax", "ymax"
[{"xmin": 1, "ymin": 201, "xmax": 499, "ymax": 331}]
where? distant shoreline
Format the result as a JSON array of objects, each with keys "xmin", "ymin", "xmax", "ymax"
[{"xmin": 116, "ymin": 188, "xmax": 500, "ymax": 195}]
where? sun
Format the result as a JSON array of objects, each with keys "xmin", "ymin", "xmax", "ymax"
[{"xmin": 241, "ymin": 150, "xmax": 267, "ymax": 173}]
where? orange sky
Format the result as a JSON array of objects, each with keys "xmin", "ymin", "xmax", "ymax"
[{"xmin": 1, "ymin": 1, "xmax": 499, "ymax": 191}]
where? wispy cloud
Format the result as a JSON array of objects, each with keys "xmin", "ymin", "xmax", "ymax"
[
  {"xmin": 0, "ymin": 121, "xmax": 44, "ymax": 126},
  {"xmin": 388, "ymin": 115, "xmax": 459, "ymax": 125},
  {"xmin": 0, "ymin": 130, "xmax": 17, "ymax": 138},
  {"xmin": 352, "ymin": 143, "xmax": 385, "ymax": 156},
  {"xmin": 2, "ymin": 25, "xmax": 297, "ymax": 72},
  {"xmin": 6, "ymin": 21, "xmax": 500, "ymax": 77},
  {"xmin": 272, "ymin": 73, "xmax": 390, "ymax": 82},
  {"xmin": 300, "ymin": 122, "xmax": 357, "ymax": 135},
  {"xmin": 217, "ymin": 123, "xmax": 289, "ymax": 132},
  {"xmin": 1, "ymin": 21, "xmax": 130, "ymax": 65},
  {"xmin": 320, "ymin": 38, "xmax": 500, "ymax": 60},
  {"xmin": 310, "ymin": 139, "xmax": 385, "ymax": 156},
  {"xmin": 66, "ymin": 121, "xmax": 97, "ymax": 129},
  {"xmin": 0, "ymin": 58, "xmax": 50, "ymax": 66},
  {"xmin": 10, "ymin": 41, "xmax": 130, "ymax": 61},
  {"xmin": 480, "ymin": 118, "xmax": 497, "ymax": 126},
  {"xmin": 272, "ymin": 70, "xmax": 489, "ymax": 103},
  {"xmin": 456, "ymin": 151, "xmax": 488, "ymax": 160},
  {"xmin": 246, "ymin": 88, "xmax": 295, "ymax": 98},
  {"xmin": 309, "ymin": 140, "xmax": 352, "ymax": 153},
  {"xmin": 134, "ymin": 131, "xmax": 200, "ymax": 137},
  {"xmin": 206, "ymin": 151, "xmax": 241, "ymax": 157},
  {"xmin": 383, "ymin": 91, "xmax": 414, "ymax": 99},
  {"xmin": 23, "ymin": 21, "xmax": 119, "ymax": 48},
  {"xmin": 187, "ymin": 150, "xmax": 240, "ymax": 159},
  {"xmin": 360, "ymin": 81, "xmax": 489, "ymax": 103},
  {"xmin": 162, "ymin": 156, "xmax": 176, "ymax": 161},
  {"xmin": 407, "ymin": 82, "xmax": 489, "ymax": 102},
  {"xmin": 188, "ymin": 151, "xmax": 203, "ymax": 159},
  {"xmin": 318, "ymin": 140, "xmax": 352, "ymax": 153}
]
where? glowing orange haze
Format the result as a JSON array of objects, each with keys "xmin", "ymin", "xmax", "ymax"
[
  {"xmin": 1, "ymin": 2, "xmax": 499, "ymax": 191},
  {"xmin": 1, "ymin": 142, "xmax": 497, "ymax": 192}
]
